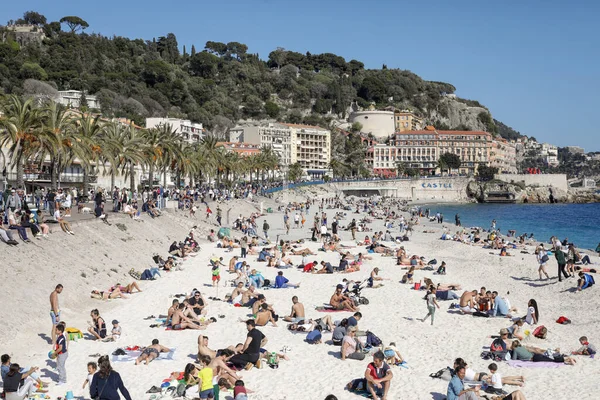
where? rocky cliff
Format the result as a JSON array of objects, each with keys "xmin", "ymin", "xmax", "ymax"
[
  {"xmin": 427, "ymin": 97, "xmax": 490, "ymax": 131},
  {"xmin": 467, "ymin": 180, "xmax": 570, "ymax": 203}
]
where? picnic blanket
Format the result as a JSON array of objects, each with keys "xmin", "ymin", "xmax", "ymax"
[
  {"xmin": 506, "ymin": 359, "xmax": 562, "ymax": 368},
  {"xmin": 111, "ymin": 348, "xmax": 176, "ymax": 363}
]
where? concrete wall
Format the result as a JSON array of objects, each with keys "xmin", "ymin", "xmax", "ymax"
[
  {"xmin": 329, "ymin": 177, "xmax": 472, "ymax": 201},
  {"xmin": 349, "ymin": 111, "xmax": 395, "ymax": 138},
  {"xmin": 494, "ymin": 174, "xmax": 568, "ymax": 192}
]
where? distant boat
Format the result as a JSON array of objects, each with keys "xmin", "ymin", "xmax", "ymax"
[{"xmin": 483, "ymin": 191, "xmax": 516, "ymax": 204}]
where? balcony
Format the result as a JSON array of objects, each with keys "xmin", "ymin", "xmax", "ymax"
[{"xmin": 7, "ymin": 172, "xmax": 97, "ymax": 184}]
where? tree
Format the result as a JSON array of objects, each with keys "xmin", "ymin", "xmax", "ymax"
[
  {"xmin": 205, "ymin": 41, "xmax": 228, "ymax": 56},
  {"xmin": 350, "ymin": 122, "xmax": 362, "ymax": 133},
  {"xmin": 0, "ymin": 95, "xmax": 42, "ymax": 188},
  {"xmin": 439, "ymin": 152, "xmax": 462, "ymax": 174},
  {"xmin": 477, "ymin": 164, "xmax": 498, "ymax": 180},
  {"xmin": 59, "ymin": 16, "xmax": 89, "ymax": 33},
  {"xmin": 23, "ymin": 11, "xmax": 47, "ymax": 26},
  {"xmin": 23, "ymin": 79, "xmax": 58, "ymax": 102},
  {"xmin": 189, "ymin": 52, "xmax": 218, "ymax": 79},
  {"xmin": 79, "ymin": 91, "xmax": 88, "ymax": 111},
  {"xmin": 287, "ymin": 162, "xmax": 303, "ymax": 182},
  {"xmin": 265, "ymin": 101, "xmax": 279, "ymax": 119}
]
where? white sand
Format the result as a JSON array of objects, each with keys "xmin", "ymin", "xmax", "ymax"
[{"xmin": 2, "ymin": 195, "xmax": 599, "ymax": 400}]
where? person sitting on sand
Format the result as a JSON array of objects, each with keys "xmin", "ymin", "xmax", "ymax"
[
  {"xmin": 341, "ymin": 327, "xmax": 365, "ymax": 361},
  {"xmin": 383, "ymin": 342, "xmax": 404, "ymax": 366},
  {"xmin": 172, "ymin": 303, "xmax": 204, "ymax": 330},
  {"xmin": 330, "ymin": 284, "xmax": 359, "ymax": 312},
  {"xmin": 283, "ymin": 296, "xmax": 305, "ymax": 322},
  {"xmin": 209, "ymin": 349, "xmax": 243, "ymax": 387},
  {"xmin": 135, "ymin": 339, "xmax": 171, "ymax": 365},
  {"xmin": 367, "ymin": 268, "xmax": 384, "ymax": 288},
  {"xmin": 483, "ymin": 362, "xmax": 526, "ymax": 392},
  {"xmin": 87, "ymin": 309, "xmax": 107, "ymax": 340},
  {"xmin": 1, "ymin": 355, "xmax": 48, "ymax": 395},
  {"xmin": 345, "ymin": 351, "xmax": 393, "ymax": 399},
  {"xmin": 400, "ymin": 266, "xmax": 415, "ymax": 284},
  {"xmin": 507, "ymin": 319, "xmax": 525, "ymax": 340},
  {"xmin": 275, "ymin": 271, "xmax": 300, "ymax": 288},
  {"xmin": 229, "ymin": 320, "xmax": 267, "ymax": 370},
  {"xmin": 571, "ymin": 336, "xmax": 597, "ymax": 356},
  {"xmin": 577, "ymin": 271, "xmax": 595, "ymax": 291},
  {"xmin": 243, "ymin": 303, "xmax": 277, "ymax": 327},
  {"xmin": 459, "ymin": 290, "xmax": 479, "ymax": 314}
]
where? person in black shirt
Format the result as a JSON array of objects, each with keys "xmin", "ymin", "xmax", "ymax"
[
  {"xmin": 3, "ymin": 364, "xmax": 39, "ymax": 398},
  {"xmin": 90, "ymin": 356, "xmax": 132, "ymax": 400},
  {"xmin": 229, "ymin": 320, "xmax": 266, "ymax": 369}
]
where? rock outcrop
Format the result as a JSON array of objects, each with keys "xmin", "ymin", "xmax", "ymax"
[
  {"xmin": 467, "ymin": 180, "xmax": 569, "ymax": 203},
  {"xmin": 427, "ymin": 97, "xmax": 489, "ymax": 131}
]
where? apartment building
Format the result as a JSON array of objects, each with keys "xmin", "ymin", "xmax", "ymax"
[
  {"xmin": 145, "ymin": 117, "xmax": 204, "ymax": 144},
  {"xmin": 490, "ymin": 138, "xmax": 518, "ymax": 173},
  {"xmin": 394, "ymin": 110, "xmax": 423, "ymax": 132},
  {"xmin": 372, "ymin": 126, "xmax": 493, "ymax": 175},
  {"xmin": 216, "ymin": 142, "xmax": 261, "ymax": 157},
  {"xmin": 56, "ymin": 90, "xmax": 100, "ymax": 110},
  {"xmin": 229, "ymin": 123, "xmax": 331, "ymax": 175}
]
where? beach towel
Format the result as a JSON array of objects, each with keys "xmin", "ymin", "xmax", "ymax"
[
  {"xmin": 505, "ymin": 360, "xmax": 562, "ymax": 368},
  {"xmin": 315, "ymin": 305, "xmax": 348, "ymax": 312},
  {"xmin": 111, "ymin": 348, "xmax": 176, "ymax": 363}
]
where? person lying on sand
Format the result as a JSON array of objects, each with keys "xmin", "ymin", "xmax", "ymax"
[
  {"xmin": 113, "ymin": 282, "xmax": 141, "ymax": 294},
  {"xmin": 135, "ymin": 339, "xmax": 171, "ymax": 365},
  {"xmin": 90, "ymin": 287, "xmax": 128, "ymax": 300}
]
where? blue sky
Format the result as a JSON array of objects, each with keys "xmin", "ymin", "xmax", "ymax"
[{"xmin": 4, "ymin": 0, "xmax": 599, "ymax": 151}]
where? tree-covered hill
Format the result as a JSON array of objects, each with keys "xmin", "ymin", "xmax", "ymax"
[{"xmin": 0, "ymin": 11, "xmax": 523, "ymax": 138}]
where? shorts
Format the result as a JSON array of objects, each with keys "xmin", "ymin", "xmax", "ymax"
[
  {"xmin": 172, "ymin": 324, "xmax": 182, "ymax": 330},
  {"xmin": 289, "ymin": 317, "xmax": 304, "ymax": 323},
  {"xmin": 50, "ymin": 310, "xmax": 61, "ymax": 325},
  {"xmin": 235, "ymin": 394, "xmax": 248, "ymax": 400},
  {"xmin": 200, "ymin": 388, "xmax": 214, "ymax": 399},
  {"xmin": 212, "ymin": 275, "xmax": 220, "ymax": 281},
  {"xmin": 460, "ymin": 306, "xmax": 475, "ymax": 313},
  {"xmin": 336, "ymin": 303, "xmax": 346, "ymax": 310},
  {"xmin": 94, "ymin": 328, "xmax": 107, "ymax": 339}
]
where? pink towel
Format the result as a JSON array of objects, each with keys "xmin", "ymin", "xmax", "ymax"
[{"xmin": 506, "ymin": 360, "xmax": 562, "ymax": 368}]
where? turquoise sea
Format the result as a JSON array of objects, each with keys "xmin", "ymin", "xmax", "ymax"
[{"xmin": 428, "ymin": 203, "xmax": 600, "ymax": 251}]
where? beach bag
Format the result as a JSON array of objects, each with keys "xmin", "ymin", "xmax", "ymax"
[
  {"xmin": 366, "ymin": 331, "xmax": 382, "ymax": 347},
  {"xmin": 556, "ymin": 316, "xmax": 571, "ymax": 325},
  {"xmin": 490, "ymin": 338, "xmax": 507, "ymax": 352},
  {"xmin": 533, "ymin": 325, "xmax": 548, "ymax": 339},
  {"xmin": 263, "ymin": 279, "xmax": 270, "ymax": 287}
]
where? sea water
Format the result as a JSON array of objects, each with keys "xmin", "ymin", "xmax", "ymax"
[{"xmin": 426, "ymin": 203, "xmax": 600, "ymax": 251}]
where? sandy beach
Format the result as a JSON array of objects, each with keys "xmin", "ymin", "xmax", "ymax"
[{"xmin": 2, "ymin": 191, "xmax": 599, "ymax": 400}]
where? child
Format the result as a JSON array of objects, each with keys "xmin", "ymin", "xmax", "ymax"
[
  {"xmin": 82, "ymin": 361, "xmax": 97, "ymax": 390},
  {"xmin": 234, "ymin": 379, "xmax": 248, "ymax": 400},
  {"xmin": 422, "ymin": 287, "xmax": 440, "ymax": 325},
  {"xmin": 572, "ymin": 336, "xmax": 597, "ymax": 356},
  {"xmin": 485, "ymin": 363, "xmax": 503, "ymax": 395},
  {"xmin": 198, "ymin": 355, "xmax": 214, "ymax": 399},
  {"xmin": 383, "ymin": 342, "xmax": 405, "ymax": 366},
  {"xmin": 111, "ymin": 320, "xmax": 121, "ymax": 341}
]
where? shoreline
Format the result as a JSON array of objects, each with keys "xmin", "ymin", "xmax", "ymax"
[{"xmin": 3, "ymin": 195, "xmax": 599, "ymax": 399}]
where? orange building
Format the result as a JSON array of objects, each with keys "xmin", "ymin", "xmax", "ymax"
[{"xmin": 217, "ymin": 142, "xmax": 261, "ymax": 157}]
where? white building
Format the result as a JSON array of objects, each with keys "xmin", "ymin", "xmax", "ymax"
[
  {"xmin": 56, "ymin": 90, "xmax": 100, "ymax": 109},
  {"xmin": 229, "ymin": 122, "xmax": 331, "ymax": 176},
  {"xmin": 349, "ymin": 106, "xmax": 395, "ymax": 139},
  {"xmin": 145, "ymin": 118, "xmax": 204, "ymax": 144},
  {"xmin": 540, "ymin": 143, "xmax": 559, "ymax": 167}
]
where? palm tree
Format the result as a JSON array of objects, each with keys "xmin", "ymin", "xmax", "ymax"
[
  {"xmin": 71, "ymin": 114, "xmax": 103, "ymax": 196},
  {"xmin": 199, "ymin": 135, "xmax": 224, "ymax": 184},
  {"xmin": 40, "ymin": 101, "xmax": 75, "ymax": 188},
  {"xmin": 115, "ymin": 124, "xmax": 145, "ymax": 191},
  {"xmin": 142, "ymin": 127, "xmax": 167, "ymax": 188},
  {"xmin": 100, "ymin": 121, "xmax": 128, "ymax": 190},
  {"xmin": 0, "ymin": 95, "xmax": 42, "ymax": 188}
]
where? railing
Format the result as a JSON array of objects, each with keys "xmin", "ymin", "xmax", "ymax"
[
  {"xmin": 263, "ymin": 175, "xmax": 470, "ymax": 194},
  {"xmin": 5, "ymin": 172, "xmax": 97, "ymax": 184}
]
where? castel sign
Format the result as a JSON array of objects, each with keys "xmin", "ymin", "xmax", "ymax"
[{"xmin": 421, "ymin": 182, "xmax": 452, "ymax": 189}]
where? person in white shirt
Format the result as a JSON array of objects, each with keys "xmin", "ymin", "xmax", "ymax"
[
  {"xmin": 54, "ymin": 209, "xmax": 74, "ymax": 235},
  {"xmin": 485, "ymin": 362, "xmax": 525, "ymax": 391}
]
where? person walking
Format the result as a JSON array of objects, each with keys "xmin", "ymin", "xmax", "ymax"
[
  {"xmin": 89, "ymin": 355, "xmax": 132, "ymax": 400},
  {"xmin": 422, "ymin": 287, "xmax": 440, "ymax": 325},
  {"xmin": 536, "ymin": 245, "xmax": 551, "ymax": 280},
  {"xmin": 262, "ymin": 220, "xmax": 270, "ymax": 240},
  {"xmin": 554, "ymin": 245, "xmax": 569, "ymax": 281}
]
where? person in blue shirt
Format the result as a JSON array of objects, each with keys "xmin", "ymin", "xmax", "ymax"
[
  {"xmin": 490, "ymin": 291, "xmax": 509, "ymax": 317},
  {"xmin": 274, "ymin": 271, "xmax": 300, "ymax": 288},
  {"xmin": 447, "ymin": 366, "xmax": 480, "ymax": 400},
  {"xmin": 248, "ymin": 269, "xmax": 265, "ymax": 288}
]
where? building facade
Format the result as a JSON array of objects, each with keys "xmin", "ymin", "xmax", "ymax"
[
  {"xmin": 394, "ymin": 110, "xmax": 423, "ymax": 132},
  {"xmin": 490, "ymin": 138, "xmax": 518, "ymax": 173},
  {"xmin": 56, "ymin": 90, "xmax": 100, "ymax": 110},
  {"xmin": 229, "ymin": 122, "xmax": 331, "ymax": 175},
  {"xmin": 145, "ymin": 118, "xmax": 204, "ymax": 144},
  {"xmin": 216, "ymin": 142, "xmax": 261, "ymax": 157},
  {"xmin": 371, "ymin": 127, "xmax": 493, "ymax": 176}
]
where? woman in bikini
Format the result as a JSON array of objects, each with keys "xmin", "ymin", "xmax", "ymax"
[{"xmin": 88, "ymin": 309, "xmax": 107, "ymax": 340}]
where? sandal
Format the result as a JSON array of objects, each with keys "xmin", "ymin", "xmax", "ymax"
[{"xmin": 88, "ymin": 353, "xmax": 101, "ymax": 357}]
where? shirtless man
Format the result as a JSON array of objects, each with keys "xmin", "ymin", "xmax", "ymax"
[
  {"xmin": 209, "ymin": 349, "xmax": 242, "ymax": 386},
  {"xmin": 253, "ymin": 303, "xmax": 278, "ymax": 327},
  {"xmin": 167, "ymin": 299, "xmax": 179, "ymax": 325},
  {"xmin": 330, "ymin": 284, "xmax": 359, "ymax": 312},
  {"xmin": 459, "ymin": 290, "xmax": 479, "ymax": 314},
  {"xmin": 241, "ymin": 285, "xmax": 259, "ymax": 307},
  {"xmin": 135, "ymin": 339, "xmax": 171, "ymax": 365},
  {"xmin": 50, "ymin": 284, "xmax": 63, "ymax": 343},
  {"xmin": 229, "ymin": 282, "xmax": 246, "ymax": 304},
  {"xmin": 229, "ymin": 256, "xmax": 239, "ymax": 273},
  {"xmin": 251, "ymin": 295, "xmax": 275, "ymax": 316},
  {"xmin": 171, "ymin": 303, "xmax": 203, "ymax": 330},
  {"xmin": 283, "ymin": 296, "xmax": 305, "ymax": 322},
  {"xmin": 198, "ymin": 334, "xmax": 217, "ymax": 359}
]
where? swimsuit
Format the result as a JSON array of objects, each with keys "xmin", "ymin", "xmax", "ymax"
[{"xmin": 142, "ymin": 347, "xmax": 160, "ymax": 357}]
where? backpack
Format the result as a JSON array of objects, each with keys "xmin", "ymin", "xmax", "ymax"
[
  {"xmin": 533, "ymin": 325, "xmax": 547, "ymax": 339},
  {"xmin": 429, "ymin": 367, "xmax": 453, "ymax": 381},
  {"xmin": 366, "ymin": 331, "xmax": 382, "ymax": 347},
  {"xmin": 490, "ymin": 338, "xmax": 507, "ymax": 352}
]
